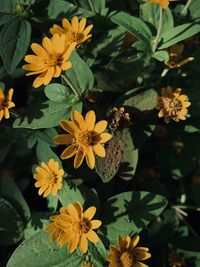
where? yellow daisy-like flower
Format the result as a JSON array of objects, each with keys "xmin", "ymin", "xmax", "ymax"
[
  {"xmin": 107, "ymin": 235, "xmax": 151, "ymax": 267},
  {"xmin": 168, "ymin": 250, "xmax": 186, "ymax": 267},
  {"xmin": 23, "ymin": 34, "xmax": 76, "ymax": 88},
  {"xmin": 147, "ymin": 0, "xmax": 176, "ymax": 9},
  {"xmin": 156, "ymin": 86, "xmax": 191, "ymax": 123},
  {"xmin": 44, "ymin": 202, "xmax": 102, "ymax": 254},
  {"xmin": 34, "ymin": 159, "xmax": 64, "ymax": 197},
  {"xmin": 0, "ymin": 87, "xmax": 15, "ymax": 122},
  {"xmin": 54, "ymin": 110, "xmax": 112, "ymax": 169},
  {"xmin": 165, "ymin": 43, "xmax": 194, "ymax": 69},
  {"xmin": 50, "ymin": 16, "xmax": 93, "ymax": 48}
]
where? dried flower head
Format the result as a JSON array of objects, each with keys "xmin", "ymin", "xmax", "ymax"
[
  {"xmin": 108, "ymin": 107, "xmax": 131, "ymax": 130},
  {"xmin": 107, "ymin": 235, "xmax": 151, "ymax": 267},
  {"xmin": 50, "ymin": 16, "xmax": 93, "ymax": 48},
  {"xmin": 0, "ymin": 88, "xmax": 15, "ymax": 122},
  {"xmin": 54, "ymin": 110, "xmax": 112, "ymax": 169},
  {"xmin": 165, "ymin": 43, "xmax": 194, "ymax": 69},
  {"xmin": 34, "ymin": 159, "xmax": 64, "ymax": 197},
  {"xmin": 23, "ymin": 34, "xmax": 76, "ymax": 88},
  {"xmin": 45, "ymin": 202, "xmax": 102, "ymax": 254},
  {"xmin": 168, "ymin": 250, "xmax": 186, "ymax": 267},
  {"xmin": 156, "ymin": 87, "xmax": 191, "ymax": 123}
]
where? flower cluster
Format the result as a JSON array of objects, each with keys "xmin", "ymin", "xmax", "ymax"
[{"xmin": 0, "ymin": 87, "xmax": 15, "ymax": 122}]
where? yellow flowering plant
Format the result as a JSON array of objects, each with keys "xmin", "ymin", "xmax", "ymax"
[{"xmin": 1, "ymin": 0, "xmax": 200, "ymax": 266}]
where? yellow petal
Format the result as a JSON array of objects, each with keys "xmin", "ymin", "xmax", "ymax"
[
  {"xmin": 63, "ymin": 42, "xmax": 76, "ymax": 60},
  {"xmin": 61, "ymin": 144, "xmax": 77, "ymax": 159},
  {"xmin": 68, "ymin": 233, "xmax": 79, "ymax": 253},
  {"xmin": 91, "ymin": 220, "xmax": 102, "ymax": 229},
  {"xmin": 62, "ymin": 18, "xmax": 72, "ymax": 31},
  {"xmin": 7, "ymin": 88, "xmax": 14, "ymax": 101},
  {"xmin": 79, "ymin": 18, "xmax": 86, "ymax": 32},
  {"xmin": 43, "ymin": 67, "xmax": 54, "ymax": 85},
  {"xmin": 85, "ymin": 147, "xmax": 95, "ymax": 169},
  {"xmin": 71, "ymin": 16, "xmax": 79, "ymax": 32},
  {"xmin": 130, "ymin": 235, "xmax": 140, "ymax": 248},
  {"xmin": 93, "ymin": 143, "xmax": 106, "ymax": 157},
  {"xmin": 74, "ymin": 146, "xmax": 85, "ymax": 169},
  {"xmin": 85, "ymin": 110, "xmax": 96, "ymax": 131},
  {"xmin": 173, "ymin": 88, "xmax": 182, "ymax": 98},
  {"xmin": 66, "ymin": 203, "xmax": 79, "ymax": 219},
  {"xmin": 182, "ymin": 101, "xmax": 191, "ymax": 108},
  {"xmin": 0, "ymin": 110, "xmax": 4, "ymax": 121},
  {"xmin": 43, "ymin": 185, "xmax": 52, "ymax": 197},
  {"xmin": 60, "ymin": 120, "xmax": 80, "ymax": 135},
  {"xmin": 0, "ymin": 88, "xmax": 5, "ymax": 101},
  {"xmin": 72, "ymin": 110, "xmax": 86, "ymax": 130},
  {"xmin": 93, "ymin": 120, "xmax": 107, "ymax": 134},
  {"xmin": 83, "ymin": 25, "xmax": 93, "ymax": 36},
  {"xmin": 31, "ymin": 43, "xmax": 47, "ymax": 57},
  {"xmin": 52, "ymin": 34, "xmax": 65, "ymax": 54},
  {"xmin": 134, "ymin": 263, "xmax": 148, "ymax": 267},
  {"xmin": 86, "ymin": 230, "xmax": 99, "ymax": 243},
  {"xmin": 160, "ymin": 0, "xmax": 169, "ymax": 8},
  {"xmin": 97, "ymin": 133, "xmax": 112, "ymax": 143},
  {"xmin": 61, "ymin": 61, "xmax": 72, "ymax": 71},
  {"xmin": 84, "ymin": 206, "xmax": 96, "ymax": 220},
  {"xmin": 53, "ymin": 66, "xmax": 62, "ymax": 77},
  {"xmin": 33, "ymin": 74, "xmax": 46, "ymax": 88},
  {"xmin": 42, "ymin": 37, "xmax": 53, "ymax": 54},
  {"xmin": 54, "ymin": 134, "xmax": 74, "ymax": 144},
  {"xmin": 158, "ymin": 109, "xmax": 164, "ymax": 118},
  {"xmin": 79, "ymin": 234, "xmax": 88, "ymax": 253},
  {"xmin": 38, "ymin": 184, "xmax": 49, "ymax": 196}
]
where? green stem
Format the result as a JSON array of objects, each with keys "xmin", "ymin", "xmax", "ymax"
[
  {"xmin": 61, "ymin": 74, "xmax": 79, "ymax": 97},
  {"xmin": 10, "ymin": 110, "xmax": 19, "ymax": 118},
  {"xmin": 152, "ymin": 6, "xmax": 163, "ymax": 52},
  {"xmin": 181, "ymin": 0, "xmax": 192, "ymax": 16},
  {"xmin": 176, "ymin": 212, "xmax": 199, "ymax": 237},
  {"xmin": 88, "ymin": 0, "xmax": 95, "ymax": 13},
  {"xmin": 0, "ymin": 11, "xmax": 15, "ymax": 16}
]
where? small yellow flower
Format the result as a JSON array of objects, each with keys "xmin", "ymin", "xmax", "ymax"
[
  {"xmin": 147, "ymin": 0, "xmax": 176, "ymax": 9},
  {"xmin": 156, "ymin": 86, "xmax": 191, "ymax": 123},
  {"xmin": 50, "ymin": 16, "xmax": 93, "ymax": 48},
  {"xmin": 165, "ymin": 43, "xmax": 194, "ymax": 69},
  {"xmin": 23, "ymin": 34, "xmax": 76, "ymax": 88},
  {"xmin": 107, "ymin": 235, "xmax": 151, "ymax": 267},
  {"xmin": 81, "ymin": 261, "xmax": 94, "ymax": 267},
  {"xmin": 34, "ymin": 159, "xmax": 64, "ymax": 197},
  {"xmin": 168, "ymin": 250, "xmax": 186, "ymax": 267},
  {"xmin": 54, "ymin": 110, "xmax": 112, "ymax": 169},
  {"xmin": 45, "ymin": 202, "xmax": 102, "ymax": 254},
  {"xmin": 0, "ymin": 87, "xmax": 15, "ymax": 122}
]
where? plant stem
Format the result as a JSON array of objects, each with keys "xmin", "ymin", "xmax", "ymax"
[
  {"xmin": 152, "ymin": 6, "xmax": 163, "ymax": 53},
  {"xmin": 181, "ymin": 0, "xmax": 192, "ymax": 16},
  {"xmin": 61, "ymin": 74, "xmax": 79, "ymax": 97},
  {"xmin": 88, "ymin": 0, "xmax": 95, "ymax": 13},
  {"xmin": 10, "ymin": 110, "xmax": 19, "ymax": 118}
]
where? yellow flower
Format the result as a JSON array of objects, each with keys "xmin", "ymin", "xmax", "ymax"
[
  {"xmin": 147, "ymin": 0, "xmax": 176, "ymax": 9},
  {"xmin": 34, "ymin": 159, "xmax": 64, "ymax": 197},
  {"xmin": 23, "ymin": 34, "xmax": 76, "ymax": 88},
  {"xmin": 107, "ymin": 235, "xmax": 151, "ymax": 267},
  {"xmin": 0, "ymin": 88, "xmax": 15, "ymax": 122},
  {"xmin": 50, "ymin": 16, "xmax": 93, "ymax": 48},
  {"xmin": 44, "ymin": 202, "xmax": 102, "ymax": 254},
  {"xmin": 54, "ymin": 110, "xmax": 112, "ymax": 169},
  {"xmin": 165, "ymin": 43, "xmax": 194, "ymax": 69},
  {"xmin": 168, "ymin": 250, "xmax": 186, "ymax": 267},
  {"xmin": 81, "ymin": 261, "xmax": 94, "ymax": 267},
  {"xmin": 156, "ymin": 86, "xmax": 191, "ymax": 123}
]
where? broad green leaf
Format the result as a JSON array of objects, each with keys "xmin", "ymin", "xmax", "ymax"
[
  {"xmin": 36, "ymin": 140, "xmax": 62, "ymax": 168},
  {"xmin": 0, "ymin": 176, "xmax": 30, "ymax": 223},
  {"xmin": 88, "ymin": 240, "xmax": 107, "ymax": 266},
  {"xmin": 78, "ymin": 0, "xmax": 107, "ymax": 14},
  {"xmin": 64, "ymin": 52, "xmax": 94, "ymax": 96},
  {"xmin": 36, "ymin": 128, "xmax": 57, "ymax": 147},
  {"xmin": 0, "ymin": 18, "xmax": 31, "ymax": 73},
  {"xmin": 152, "ymin": 51, "xmax": 169, "ymax": 61},
  {"xmin": 159, "ymin": 23, "xmax": 200, "ymax": 49},
  {"xmin": 141, "ymin": 3, "xmax": 174, "ymax": 35},
  {"xmin": 58, "ymin": 180, "xmax": 84, "ymax": 207},
  {"xmin": 6, "ymin": 231, "xmax": 83, "ymax": 267},
  {"xmin": 47, "ymin": 0, "xmax": 81, "ymax": 18},
  {"xmin": 102, "ymin": 191, "xmax": 167, "ymax": 244},
  {"xmin": 44, "ymin": 83, "xmax": 74, "ymax": 103},
  {"xmin": 13, "ymin": 100, "xmax": 81, "ymax": 129},
  {"xmin": 111, "ymin": 11, "xmax": 152, "ymax": 42},
  {"xmin": 188, "ymin": 0, "xmax": 200, "ymax": 21},
  {"xmin": 0, "ymin": 197, "xmax": 24, "ymax": 245}
]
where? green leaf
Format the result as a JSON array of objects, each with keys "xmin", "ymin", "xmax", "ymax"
[
  {"xmin": 36, "ymin": 140, "xmax": 62, "ymax": 168},
  {"xmin": 36, "ymin": 128, "xmax": 57, "ymax": 147},
  {"xmin": 13, "ymin": 100, "xmax": 81, "ymax": 129},
  {"xmin": 0, "ymin": 176, "xmax": 31, "ymax": 223},
  {"xmin": 58, "ymin": 180, "xmax": 84, "ymax": 207},
  {"xmin": 78, "ymin": 0, "xmax": 107, "ymax": 14},
  {"xmin": 95, "ymin": 134, "xmax": 123, "ymax": 183},
  {"xmin": 159, "ymin": 23, "xmax": 200, "ymax": 49},
  {"xmin": 0, "ymin": 197, "xmax": 24, "ymax": 245},
  {"xmin": 111, "ymin": 11, "xmax": 152, "ymax": 42},
  {"xmin": 64, "ymin": 52, "xmax": 94, "ymax": 96},
  {"xmin": 152, "ymin": 50, "xmax": 169, "ymax": 62},
  {"xmin": 102, "ymin": 191, "xmax": 167, "ymax": 244},
  {"xmin": 88, "ymin": 240, "xmax": 107, "ymax": 266},
  {"xmin": 44, "ymin": 83, "xmax": 74, "ymax": 103},
  {"xmin": 0, "ymin": 18, "xmax": 31, "ymax": 73},
  {"xmin": 188, "ymin": 0, "xmax": 200, "ymax": 21},
  {"xmin": 141, "ymin": 3, "xmax": 174, "ymax": 35},
  {"xmin": 6, "ymin": 231, "xmax": 83, "ymax": 267}
]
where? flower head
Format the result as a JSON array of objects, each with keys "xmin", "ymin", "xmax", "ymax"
[
  {"xmin": 23, "ymin": 34, "xmax": 76, "ymax": 88},
  {"xmin": 54, "ymin": 110, "xmax": 112, "ymax": 169},
  {"xmin": 165, "ymin": 43, "xmax": 194, "ymax": 69},
  {"xmin": 34, "ymin": 159, "xmax": 64, "ymax": 197},
  {"xmin": 0, "ymin": 88, "xmax": 15, "ymax": 122},
  {"xmin": 45, "ymin": 202, "xmax": 102, "ymax": 253},
  {"xmin": 168, "ymin": 250, "xmax": 186, "ymax": 267},
  {"xmin": 50, "ymin": 16, "xmax": 93, "ymax": 48},
  {"xmin": 81, "ymin": 261, "xmax": 94, "ymax": 267},
  {"xmin": 108, "ymin": 107, "xmax": 131, "ymax": 130},
  {"xmin": 147, "ymin": 0, "xmax": 176, "ymax": 9},
  {"xmin": 156, "ymin": 87, "xmax": 191, "ymax": 123},
  {"xmin": 107, "ymin": 235, "xmax": 151, "ymax": 267}
]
